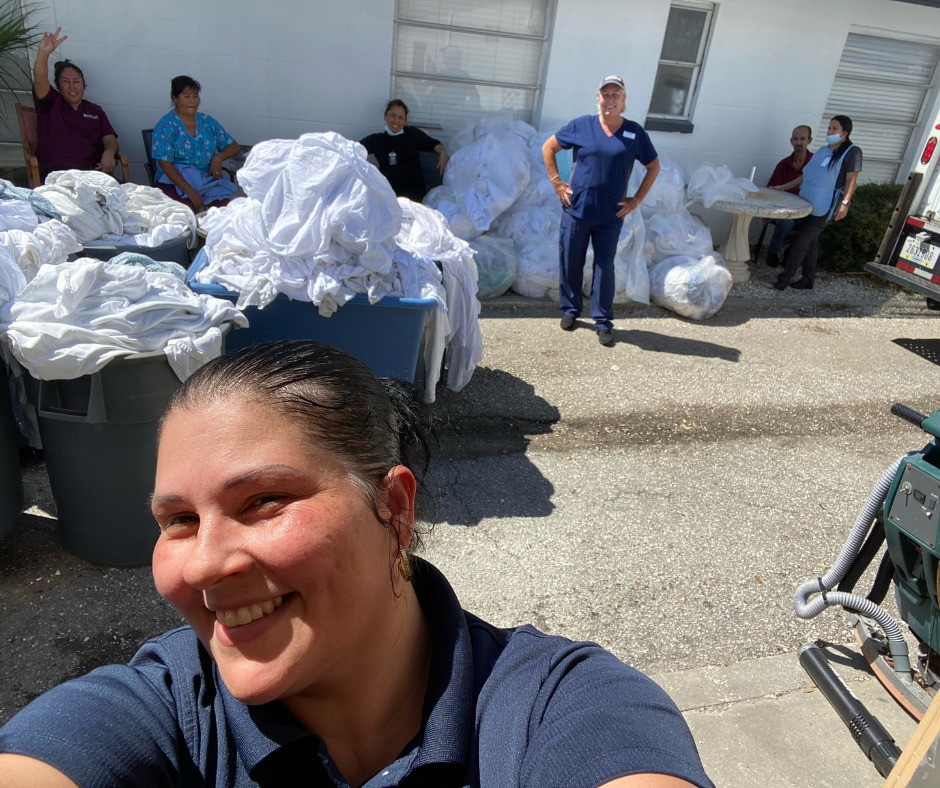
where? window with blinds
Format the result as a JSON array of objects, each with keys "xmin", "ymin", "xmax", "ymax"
[
  {"xmin": 818, "ymin": 33, "xmax": 940, "ymax": 184},
  {"xmin": 391, "ymin": 0, "xmax": 553, "ymax": 135}
]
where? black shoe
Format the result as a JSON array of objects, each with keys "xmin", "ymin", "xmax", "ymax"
[
  {"xmin": 597, "ymin": 329, "xmax": 613, "ymax": 346},
  {"xmin": 790, "ymin": 278, "xmax": 813, "ymax": 290},
  {"xmin": 560, "ymin": 315, "xmax": 576, "ymax": 331},
  {"xmin": 766, "ymin": 252, "xmax": 780, "ymax": 267},
  {"xmin": 771, "ymin": 280, "xmax": 788, "ymax": 291}
]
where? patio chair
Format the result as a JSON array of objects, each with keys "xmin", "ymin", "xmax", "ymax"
[
  {"xmin": 142, "ymin": 128, "xmax": 251, "ymax": 188},
  {"xmin": 16, "ymin": 103, "xmax": 130, "ymax": 187}
]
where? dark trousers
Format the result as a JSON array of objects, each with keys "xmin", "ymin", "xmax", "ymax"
[
  {"xmin": 559, "ymin": 211, "xmax": 622, "ymax": 331},
  {"xmin": 777, "ymin": 214, "xmax": 828, "ymax": 286}
]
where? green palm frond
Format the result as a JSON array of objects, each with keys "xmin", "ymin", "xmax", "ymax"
[{"xmin": 0, "ymin": 1, "xmax": 40, "ymax": 97}]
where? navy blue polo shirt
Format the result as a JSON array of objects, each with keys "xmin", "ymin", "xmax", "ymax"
[
  {"xmin": 555, "ymin": 115, "xmax": 657, "ymax": 224},
  {"xmin": 0, "ymin": 560, "xmax": 712, "ymax": 787}
]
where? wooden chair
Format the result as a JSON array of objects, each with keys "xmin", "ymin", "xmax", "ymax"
[{"xmin": 16, "ymin": 103, "xmax": 130, "ymax": 187}]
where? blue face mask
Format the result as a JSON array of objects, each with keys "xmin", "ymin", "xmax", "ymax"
[
  {"xmin": 826, "ymin": 133, "xmax": 843, "ymax": 145},
  {"xmin": 384, "ymin": 124, "xmax": 404, "ymax": 136}
]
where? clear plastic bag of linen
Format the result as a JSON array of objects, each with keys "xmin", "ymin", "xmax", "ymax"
[
  {"xmin": 685, "ymin": 162, "xmax": 759, "ymax": 209},
  {"xmin": 648, "ymin": 253, "xmax": 733, "ymax": 320},
  {"xmin": 583, "ymin": 211, "xmax": 650, "ymax": 305}
]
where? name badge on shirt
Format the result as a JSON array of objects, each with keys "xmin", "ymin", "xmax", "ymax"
[
  {"xmin": 819, "ymin": 155, "xmax": 831, "ymax": 167},
  {"xmin": 622, "ymin": 130, "xmax": 636, "ymax": 139},
  {"xmin": 83, "ymin": 113, "xmax": 99, "ymax": 120}
]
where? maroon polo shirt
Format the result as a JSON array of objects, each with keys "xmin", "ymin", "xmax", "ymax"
[
  {"xmin": 32, "ymin": 86, "xmax": 117, "ymax": 179},
  {"xmin": 767, "ymin": 151, "xmax": 812, "ymax": 195}
]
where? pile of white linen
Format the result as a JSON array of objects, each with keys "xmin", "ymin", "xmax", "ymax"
[
  {"xmin": 199, "ymin": 133, "xmax": 442, "ymax": 314},
  {"xmin": 0, "ymin": 220, "xmax": 81, "ymax": 282},
  {"xmin": 0, "ymin": 258, "xmax": 247, "ymax": 382},
  {"xmin": 396, "ymin": 198, "xmax": 482, "ymax": 396},
  {"xmin": 197, "ymin": 132, "xmax": 480, "ymax": 402},
  {"xmin": 36, "ymin": 171, "xmax": 196, "ymax": 248}
]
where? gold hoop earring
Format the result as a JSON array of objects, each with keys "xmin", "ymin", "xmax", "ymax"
[{"xmin": 398, "ymin": 548, "xmax": 412, "ymax": 582}]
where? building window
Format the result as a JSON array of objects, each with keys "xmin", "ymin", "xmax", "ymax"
[
  {"xmin": 391, "ymin": 0, "xmax": 554, "ymax": 134},
  {"xmin": 646, "ymin": 1, "xmax": 715, "ymax": 133}
]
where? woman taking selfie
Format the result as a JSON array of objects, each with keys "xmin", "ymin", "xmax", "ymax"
[{"xmin": 0, "ymin": 341, "xmax": 712, "ymax": 788}]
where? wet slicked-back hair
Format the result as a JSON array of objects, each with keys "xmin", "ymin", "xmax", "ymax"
[{"xmin": 161, "ymin": 341, "xmax": 433, "ymax": 545}]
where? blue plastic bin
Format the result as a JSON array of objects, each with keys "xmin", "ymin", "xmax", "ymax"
[{"xmin": 187, "ymin": 249, "xmax": 436, "ymax": 383}]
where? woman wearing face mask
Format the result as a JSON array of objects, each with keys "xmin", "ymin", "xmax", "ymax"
[
  {"xmin": 360, "ymin": 100, "xmax": 449, "ymax": 201},
  {"xmin": 151, "ymin": 75, "xmax": 241, "ymax": 213},
  {"xmin": 771, "ymin": 115, "xmax": 862, "ymax": 291}
]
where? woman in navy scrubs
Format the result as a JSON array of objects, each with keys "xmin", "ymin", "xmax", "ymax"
[{"xmin": 542, "ymin": 76, "xmax": 660, "ymax": 346}]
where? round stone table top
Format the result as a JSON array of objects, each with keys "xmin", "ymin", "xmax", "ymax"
[{"xmin": 709, "ymin": 186, "xmax": 813, "ymax": 220}]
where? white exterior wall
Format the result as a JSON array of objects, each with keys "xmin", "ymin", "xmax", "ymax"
[
  {"xmin": 32, "ymin": 1, "xmax": 397, "ymax": 182},
  {"xmin": 542, "ymin": 0, "xmax": 940, "ymax": 234},
  {"xmin": 27, "ymin": 1, "xmax": 940, "ymax": 237}
]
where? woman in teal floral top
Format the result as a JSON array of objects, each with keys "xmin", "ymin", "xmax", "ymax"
[{"xmin": 151, "ymin": 75, "xmax": 241, "ymax": 212}]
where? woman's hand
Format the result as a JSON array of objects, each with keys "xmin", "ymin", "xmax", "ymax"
[
  {"xmin": 38, "ymin": 28, "xmax": 67, "ymax": 58},
  {"xmin": 617, "ymin": 196, "xmax": 640, "ymax": 218},
  {"xmin": 551, "ymin": 177, "xmax": 572, "ymax": 208},
  {"xmin": 97, "ymin": 151, "xmax": 116, "ymax": 176},
  {"xmin": 186, "ymin": 187, "xmax": 205, "ymax": 213},
  {"xmin": 833, "ymin": 202, "xmax": 849, "ymax": 222},
  {"xmin": 209, "ymin": 154, "xmax": 224, "ymax": 180}
]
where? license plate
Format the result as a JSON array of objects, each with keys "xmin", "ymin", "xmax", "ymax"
[{"xmin": 900, "ymin": 236, "xmax": 940, "ymax": 270}]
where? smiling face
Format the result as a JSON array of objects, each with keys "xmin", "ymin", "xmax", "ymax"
[
  {"xmin": 151, "ymin": 398, "xmax": 409, "ymax": 706},
  {"xmin": 173, "ymin": 87, "xmax": 201, "ymax": 117},
  {"xmin": 384, "ymin": 105, "xmax": 407, "ymax": 134},
  {"xmin": 57, "ymin": 67, "xmax": 85, "ymax": 108},
  {"xmin": 597, "ymin": 84, "xmax": 626, "ymax": 118}
]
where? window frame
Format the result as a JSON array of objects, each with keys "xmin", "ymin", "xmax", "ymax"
[
  {"xmin": 390, "ymin": 0, "xmax": 556, "ymax": 133},
  {"xmin": 645, "ymin": 0, "xmax": 717, "ymax": 134}
]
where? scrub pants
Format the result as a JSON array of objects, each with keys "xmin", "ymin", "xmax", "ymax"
[
  {"xmin": 776, "ymin": 214, "xmax": 828, "ymax": 286},
  {"xmin": 559, "ymin": 210, "xmax": 622, "ymax": 332}
]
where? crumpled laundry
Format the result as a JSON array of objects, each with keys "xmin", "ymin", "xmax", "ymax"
[
  {"xmin": 686, "ymin": 163, "xmax": 760, "ymax": 208},
  {"xmin": 162, "ymin": 164, "xmax": 236, "ymax": 206},
  {"xmin": 0, "ymin": 199, "xmax": 39, "ymax": 232},
  {"xmin": 0, "ymin": 258, "xmax": 247, "ymax": 381},
  {"xmin": 199, "ymin": 133, "xmax": 428, "ymax": 315},
  {"xmin": 196, "ymin": 133, "xmax": 481, "ymax": 400},
  {"xmin": 0, "ymin": 178, "xmax": 60, "ymax": 221},
  {"xmin": 0, "ymin": 220, "xmax": 82, "ymax": 282},
  {"xmin": 396, "ymin": 198, "xmax": 482, "ymax": 399},
  {"xmin": 36, "ymin": 171, "xmax": 195, "ymax": 247},
  {"xmin": 106, "ymin": 252, "xmax": 188, "ymax": 282},
  {"xmin": 0, "ymin": 245, "xmax": 26, "ymax": 308}
]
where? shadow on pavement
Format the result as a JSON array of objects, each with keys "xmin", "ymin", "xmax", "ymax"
[
  {"xmin": 615, "ymin": 328, "xmax": 741, "ymax": 361},
  {"xmin": 428, "ymin": 366, "xmax": 559, "ymax": 526}
]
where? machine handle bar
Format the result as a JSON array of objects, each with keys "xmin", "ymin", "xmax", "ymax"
[{"xmin": 891, "ymin": 402, "xmax": 927, "ymax": 428}]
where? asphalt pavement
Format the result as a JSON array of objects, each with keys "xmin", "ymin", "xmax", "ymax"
[{"xmin": 3, "ymin": 260, "xmax": 940, "ymax": 785}]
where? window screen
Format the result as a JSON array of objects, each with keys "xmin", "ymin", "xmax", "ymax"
[{"xmin": 392, "ymin": 0, "xmax": 552, "ymax": 134}]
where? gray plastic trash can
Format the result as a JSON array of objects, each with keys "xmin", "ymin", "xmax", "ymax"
[
  {"xmin": 0, "ymin": 367, "xmax": 24, "ymax": 539},
  {"xmin": 36, "ymin": 350, "xmax": 182, "ymax": 565},
  {"xmin": 81, "ymin": 232, "xmax": 192, "ymax": 267}
]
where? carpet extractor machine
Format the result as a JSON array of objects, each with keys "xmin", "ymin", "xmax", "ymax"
[{"xmin": 795, "ymin": 403, "xmax": 940, "ymax": 779}]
